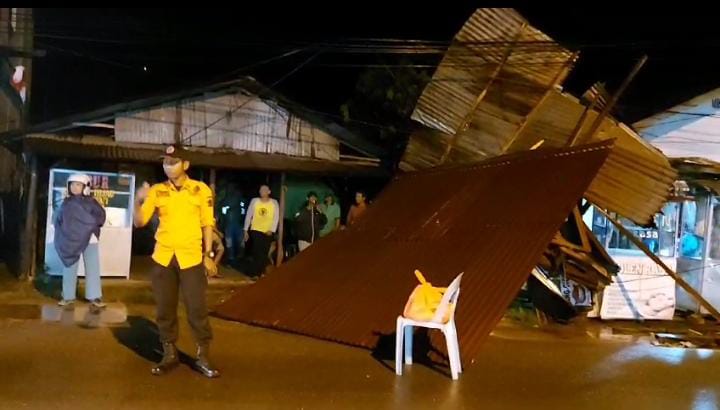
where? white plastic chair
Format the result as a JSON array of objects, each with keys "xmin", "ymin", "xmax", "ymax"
[{"xmin": 395, "ymin": 273, "xmax": 464, "ymax": 380}]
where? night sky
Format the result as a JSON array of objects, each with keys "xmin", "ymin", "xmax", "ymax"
[{"xmin": 28, "ymin": 7, "xmax": 720, "ymax": 127}]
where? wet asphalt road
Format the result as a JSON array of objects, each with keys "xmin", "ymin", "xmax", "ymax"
[{"xmin": 1, "ymin": 303, "xmax": 719, "ymax": 409}]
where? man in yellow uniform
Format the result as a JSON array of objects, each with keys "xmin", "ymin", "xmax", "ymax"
[
  {"xmin": 243, "ymin": 185, "xmax": 279, "ymax": 278},
  {"xmin": 134, "ymin": 145, "xmax": 220, "ymax": 378}
]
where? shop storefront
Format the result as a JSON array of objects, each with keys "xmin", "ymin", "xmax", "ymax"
[
  {"xmin": 586, "ymin": 184, "xmax": 720, "ymax": 318},
  {"xmin": 586, "ymin": 203, "xmax": 680, "ymax": 320},
  {"xmin": 674, "ymin": 188, "xmax": 720, "ymax": 313}
]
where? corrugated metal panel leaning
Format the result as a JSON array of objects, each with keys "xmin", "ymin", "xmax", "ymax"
[{"xmin": 214, "ymin": 141, "xmax": 614, "ymax": 367}]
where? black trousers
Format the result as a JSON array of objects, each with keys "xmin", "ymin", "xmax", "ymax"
[
  {"xmin": 248, "ymin": 230, "xmax": 273, "ymax": 277},
  {"xmin": 150, "ymin": 257, "xmax": 212, "ymax": 345}
]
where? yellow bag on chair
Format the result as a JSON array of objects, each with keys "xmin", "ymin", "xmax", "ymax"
[{"xmin": 403, "ymin": 270, "xmax": 450, "ymax": 323}]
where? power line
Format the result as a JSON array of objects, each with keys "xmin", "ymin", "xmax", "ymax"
[
  {"xmin": 313, "ymin": 61, "xmax": 572, "ymax": 69},
  {"xmin": 4, "ymin": 22, "xmax": 705, "ymax": 52},
  {"xmin": 645, "ymin": 140, "xmax": 720, "ymax": 145},
  {"xmin": 664, "ymin": 110, "xmax": 720, "ymax": 118},
  {"xmin": 30, "ymin": 41, "xmax": 576, "ymax": 71},
  {"xmin": 27, "ymin": 38, "xmax": 578, "ymax": 84},
  {"xmin": 12, "ymin": 10, "xmax": 720, "ymax": 52},
  {"xmin": 181, "ymin": 49, "xmax": 321, "ymax": 145},
  {"xmin": 36, "ymin": 41, "xmax": 137, "ymax": 70},
  {"xmin": 634, "ymin": 110, "xmax": 720, "ymax": 130},
  {"xmin": 0, "ymin": 48, "xmax": 321, "ymax": 145},
  {"xmin": 211, "ymin": 48, "xmax": 307, "ymax": 83}
]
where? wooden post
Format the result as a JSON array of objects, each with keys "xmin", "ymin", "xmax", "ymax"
[
  {"xmin": 21, "ymin": 154, "xmax": 38, "ymax": 281},
  {"xmin": 580, "ymin": 56, "xmax": 648, "ymax": 144},
  {"xmin": 174, "ymin": 104, "xmax": 183, "ymax": 144},
  {"xmin": 502, "ymin": 51, "xmax": 579, "ymax": 153},
  {"xmin": 438, "ymin": 23, "xmax": 527, "ymax": 165},
  {"xmin": 209, "ymin": 168, "xmax": 217, "ymax": 194},
  {"xmin": 700, "ymin": 196, "xmax": 715, "ymax": 313},
  {"xmin": 596, "ymin": 207, "xmax": 720, "ymax": 321},
  {"xmin": 275, "ymin": 173, "xmax": 287, "ymax": 266},
  {"xmin": 566, "ymin": 93, "xmax": 599, "ymax": 147}
]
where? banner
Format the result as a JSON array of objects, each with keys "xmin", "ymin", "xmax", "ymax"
[
  {"xmin": 559, "ymin": 277, "xmax": 593, "ymax": 307},
  {"xmin": 600, "ymin": 256, "xmax": 676, "ymax": 320}
]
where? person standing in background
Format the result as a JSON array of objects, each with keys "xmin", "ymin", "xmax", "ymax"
[
  {"xmin": 243, "ymin": 185, "xmax": 279, "ymax": 278},
  {"xmin": 295, "ymin": 191, "xmax": 326, "ymax": 251},
  {"xmin": 346, "ymin": 191, "xmax": 368, "ymax": 227},
  {"xmin": 54, "ymin": 173, "xmax": 107, "ymax": 310},
  {"xmin": 218, "ymin": 182, "xmax": 244, "ymax": 263},
  {"xmin": 319, "ymin": 194, "xmax": 340, "ymax": 237}
]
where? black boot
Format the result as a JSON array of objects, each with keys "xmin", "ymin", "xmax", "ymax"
[
  {"xmin": 151, "ymin": 342, "xmax": 179, "ymax": 376},
  {"xmin": 194, "ymin": 343, "xmax": 220, "ymax": 378}
]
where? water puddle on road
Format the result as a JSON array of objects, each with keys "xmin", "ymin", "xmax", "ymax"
[{"xmin": 41, "ymin": 303, "xmax": 128, "ymax": 328}]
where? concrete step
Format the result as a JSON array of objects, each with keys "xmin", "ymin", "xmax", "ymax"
[
  {"xmin": 34, "ymin": 274, "xmax": 251, "ymax": 306},
  {"xmin": 33, "ymin": 256, "xmax": 254, "ymax": 306}
]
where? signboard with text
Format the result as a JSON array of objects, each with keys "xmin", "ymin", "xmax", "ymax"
[{"xmin": 600, "ymin": 256, "xmax": 676, "ymax": 320}]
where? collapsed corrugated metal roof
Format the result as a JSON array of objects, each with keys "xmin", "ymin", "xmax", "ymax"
[
  {"xmin": 670, "ymin": 159, "xmax": 720, "ymax": 184},
  {"xmin": 214, "ymin": 141, "xmax": 614, "ymax": 366},
  {"xmin": 411, "ymin": 8, "xmax": 576, "ymax": 158},
  {"xmin": 542, "ymin": 207, "xmax": 618, "ymax": 291},
  {"xmin": 510, "ymin": 91, "xmax": 676, "ymax": 225},
  {"xmin": 403, "ymin": 8, "xmax": 676, "ymax": 226}
]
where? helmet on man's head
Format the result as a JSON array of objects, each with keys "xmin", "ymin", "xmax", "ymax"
[{"xmin": 67, "ymin": 173, "xmax": 92, "ymax": 196}]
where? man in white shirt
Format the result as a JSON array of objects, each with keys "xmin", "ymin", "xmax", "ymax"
[{"xmin": 243, "ymin": 185, "xmax": 279, "ymax": 278}]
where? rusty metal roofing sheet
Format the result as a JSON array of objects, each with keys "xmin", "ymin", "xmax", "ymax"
[
  {"xmin": 22, "ymin": 134, "xmax": 385, "ymax": 176},
  {"xmin": 214, "ymin": 141, "xmax": 614, "ymax": 366}
]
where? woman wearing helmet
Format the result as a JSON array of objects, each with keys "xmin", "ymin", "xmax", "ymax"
[{"xmin": 54, "ymin": 173, "xmax": 107, "ymax": 310}]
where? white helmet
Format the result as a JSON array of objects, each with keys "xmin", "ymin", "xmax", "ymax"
[{"xmin": 67, "ymin": 173, "xmax": 92, "ymax": 196}]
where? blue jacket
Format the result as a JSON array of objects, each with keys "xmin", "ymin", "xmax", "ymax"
[{"xmin": 53, "ymin": 196, "xmax": 106, "ymax": 267}]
